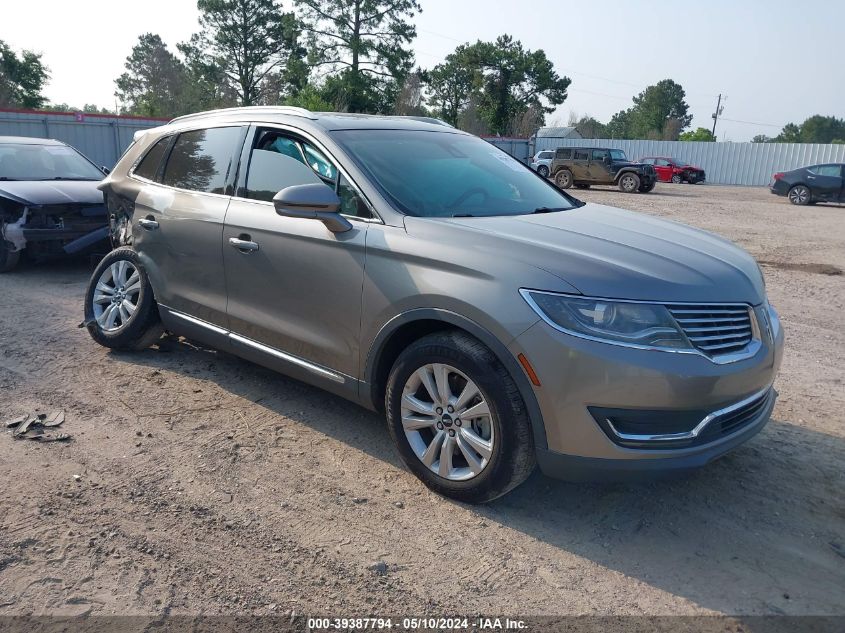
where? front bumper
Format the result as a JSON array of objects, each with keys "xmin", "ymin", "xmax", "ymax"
[{"xmin": 510, "ymin": 304, "xmax": 784, "ymax": 481}]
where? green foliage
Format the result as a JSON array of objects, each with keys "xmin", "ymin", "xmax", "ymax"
[
  {"xmin": 283, "ymin": 84, "xmax": 334, "ymax": 111},
  {"xmin": 606, "ymin": 79, "xmax": 691, "ymax": 140},
  {"xmin": 193, "ymin": 0, "xmax": 303, "ymax": 106},
  {"xmin": 294, "ymin": 0, "xmax": 421, "ymax": 113},
  {"xmin": 0, "ymin": 40, "xmax": 49, "ymax": 109},
  {"xmin": 678, "ymin": 127, "xmax": 716, "ymax": 142},
  {"xmin": 115, "ymin": 34, "xmax": 194, "ymax": 118},
  {"xmin": 572, "ymin": 115, "xmax": 608, "ymax": 139},
  {"xmin": 751, "ymin": 134, "xmax": 772, "ymax": 143},
  {"xmin": 425, "ymin": 55, "xmax": 475, "ymax": 127},
  {"xmin": 426, "ymin": 35, "xmax": 569, "ymax": 135}
]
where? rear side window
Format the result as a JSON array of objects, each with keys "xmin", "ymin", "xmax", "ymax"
[
  {"xmin": 162, "ymin": 127, "xmax": 242, "ymax": 194},
  {"xmin": 811, "ymin": 164, "xmax": 842, "ymax": 177},
  {"xmin": 574, "ymin": 149, "xmax": 590, "ymax": 160},
  {"xmin": 132, "ymin": 136, "xmax": 170, "ymax": 181},
  {"xmin": 555, "ymin": 148, "xmax": 572, "ymax": 159},
  {"xmin": 640, "ymin": 158, "xmax": 654, "ymax": 165}
]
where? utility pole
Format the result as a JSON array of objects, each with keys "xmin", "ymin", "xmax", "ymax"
[{"xmin": 711, "ymin": 94, "xmax": 725, "ymax": 139}]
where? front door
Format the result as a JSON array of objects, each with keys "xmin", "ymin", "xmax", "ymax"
[
  {"xmin": 222, "ymin": 126, "xmax": 373, "ymax": 379},
  {"xmin": 654, "ymin": 159, "xmax": 673, "ymax": 182},
  {"xmin": 132, "ymin": 125, "xmax": 244, "ymax": 328}
]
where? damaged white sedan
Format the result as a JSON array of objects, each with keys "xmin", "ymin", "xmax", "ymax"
[{"xmin": 0, "ymin": 136, "xmax": 109, "ymax": 272}]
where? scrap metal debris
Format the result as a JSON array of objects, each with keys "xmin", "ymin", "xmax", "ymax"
[{"xmin": 5, "ymin": 411, "xmax": 70, "ymax": 442}]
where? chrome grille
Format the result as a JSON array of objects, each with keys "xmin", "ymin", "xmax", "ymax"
[{"xmin": 667, "ymin": 304, "xmax": 754, "ymax": 356}]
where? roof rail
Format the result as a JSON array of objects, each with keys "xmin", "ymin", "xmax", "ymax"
[{"xmin": 168, "ymin": 105, "xmax": 316, "ymax": 124}]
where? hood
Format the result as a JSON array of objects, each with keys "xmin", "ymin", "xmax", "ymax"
[
  {"xmin": 612, "ymin": 160, "xmax": 644, "ymax": 168},
  {"xmin": 410, "ymin": 204, "xmax": 765, "ymax": 304},
  {"xmin": 0, "ymin": 180, "xmax": 104, "ymax": 206}
]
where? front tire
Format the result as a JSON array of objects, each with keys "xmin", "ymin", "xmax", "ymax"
[
  {"xmin": 84, "ymin": 247, "xmax": 163, "ymax": 351},
  {"xmin": 788, "ymin": 185, "xmax": 811, "ymax": 205},
  {"xmin": 618, "ymin": 172, "xmax": 641, "ymax": 193},
  {"xmin": 537, "ymin": 165, "xmax": 549, "ymax": 178},
  {"xmin": 385, "ymin": 331, "xmax": 535, "ymax": 503},
  {"xmin": 554, "ymin": 169, "xmax": 573, "ymax": 189},
  {"xmin": 639, "ymin": 180, "xmax": 656, "ymax": 193},
  {"xmin": 0, "ymin": 240, "xmax": 21, "ymax": 273}
]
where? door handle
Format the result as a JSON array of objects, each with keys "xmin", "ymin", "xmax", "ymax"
[
  {"xmin": 229, "ymin": 236, "xmax": 260, "ymax": 252},
  {"xmin": 138, "ymin": 217, "xmax": 159, "ymax": 230},
  {"xmin": 807, "ymin": 176, "xmax": 816, "ymax": 180}
]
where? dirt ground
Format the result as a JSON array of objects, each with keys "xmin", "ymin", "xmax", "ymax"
[{"xmin": 0, "ymin": 184, "xmax": 843, "ymax": 618}]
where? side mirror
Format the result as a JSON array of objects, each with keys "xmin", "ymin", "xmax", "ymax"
[
  {"xmin": 273, "ymin": 183, "xmax": 352, "ymax": 233},
  {"xmin": 101, "ymin": 166, "xmax": 111, "ymax": 175}
]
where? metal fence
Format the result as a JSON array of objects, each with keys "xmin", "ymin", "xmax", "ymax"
[
  {"xmin": 532, "ymin": 136, "xmax": 845, "ymax": 186},
  {"xmin": 484, "ymin": 137, "xmax": 532, "ymax": 165},
  {"xmin": 0, "ymin": 109, "xmax": 165, "ymax": 169}
]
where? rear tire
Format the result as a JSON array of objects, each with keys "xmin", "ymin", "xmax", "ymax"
[
  {"xmin": 554, "ymin": 169, "xmax": 573, "ymax": 189},
  {"xmin": 385, "ymin": 331, "xmax": 535, "ymax": 503},
  {"xmin": 618, "ymin": 172, "xmax": 641, "ymax": 193},
  {"xmin": 84, "ymin": 247, "xmax": 163, "ymax": 351},
  {"xmin": 0, "ymin": 240, "xmax": 21, "ymax": 273},
  {"xmin": 671, "ymin": 174, "xmax": 682, "ymax": 184},
  {"xmin": 788, "ymin": 185, "xmax": 811, "ymax": 206}
]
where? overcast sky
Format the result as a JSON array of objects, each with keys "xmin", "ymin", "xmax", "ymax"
[{"xmin": 3, "ymin": 0, "xmax": 843, "ymax": 141}]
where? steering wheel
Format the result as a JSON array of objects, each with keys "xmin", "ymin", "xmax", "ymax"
[{"xmin": 449, "ymin": 187, "xmax": 490, "ymax": 209}]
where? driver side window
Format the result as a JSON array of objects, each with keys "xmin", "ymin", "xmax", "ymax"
[{"xmin": 240, "ymin": 129, "xmax": 373, "ymax": 219}]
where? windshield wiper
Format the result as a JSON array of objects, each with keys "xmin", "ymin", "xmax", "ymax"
[{"xmin": 532, "ymin": 207, "xmax": 568, "ymax": 214}]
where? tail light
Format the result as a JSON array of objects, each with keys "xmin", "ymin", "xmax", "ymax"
[{"xmin": 773, "ymin": 172, "xmax": 785, "ymax": 181}]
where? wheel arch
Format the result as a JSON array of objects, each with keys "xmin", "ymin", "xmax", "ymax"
[
  {"xmin": 614, "ymin": 167, "xmax": 641, "ymax": 182},
  {"xmin": 363, "ymin": 308, "xmax": 548, "ymax": 451}
]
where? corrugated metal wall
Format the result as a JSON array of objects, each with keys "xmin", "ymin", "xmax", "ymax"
[
  {"xmin": 484, "ymin": 137, "xmax": 532, "ymax": 164},
  {"xmin": 532, "ymin": 136, "xmax": 845, "ymax": 186},
  {"xmin": 0, "ymin": 109, "xmax": 165, "ymax": 169}
]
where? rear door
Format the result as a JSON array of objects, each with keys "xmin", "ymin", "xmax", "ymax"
[
  {"xmin": 131, "ymin": 125, "xmax": 245, "ymax": 328},
  {"xmin": 571, "ymin": 149, "xmax": 590, "ymax": 181},
  {"xmin": 588, "ymin": 149, "xmax": 610, "ymax": 182},
  {"xmin": 807, "ymin": 164, "xmax": 844, "ymax": 201}
]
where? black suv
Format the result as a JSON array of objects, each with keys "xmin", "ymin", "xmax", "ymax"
[{"xmin": 551, "ymin": 147, "xmax": 657, "ymax": 193}]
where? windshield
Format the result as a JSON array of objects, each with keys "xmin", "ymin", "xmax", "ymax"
[
  {"xmin": 609, "ymin": 149, "xmax": 627, "ymax": 161},
  {"xmin": 0, "ymin": 143, "xmax": 104, "ymax": 181},
  {"xmin": 332, "ymin": 130, "xmax": 577, "ymax": 217}
]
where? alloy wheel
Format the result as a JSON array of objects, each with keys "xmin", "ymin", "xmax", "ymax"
[
  {"xmin": 400, "ymin": 363, "xmax": 495, "ymax": 481},
  {"xmin": 91, "ymin": 259, "xmax": 142, "ymax": 332},
  {"xmin": 621, "ymin": 174, "xmax": 637, "ymax": 192},
  {"xmin": 789, "ymin": 186, "xmax": 810, "ymax": 205}
]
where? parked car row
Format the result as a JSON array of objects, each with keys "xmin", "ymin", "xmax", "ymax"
[{"xmin": 530, "ymin": 146, "xmax": 844, "ymax": 206}]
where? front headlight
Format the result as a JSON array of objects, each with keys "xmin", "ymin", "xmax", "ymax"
[{"xmin": 520, "ymin": 290, "xmax": 691, "ymax": 350}]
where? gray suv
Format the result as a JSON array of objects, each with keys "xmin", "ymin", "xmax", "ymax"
[{"xmin": 84, "ymin": 107, "xmax": 784, "ymax": 503}]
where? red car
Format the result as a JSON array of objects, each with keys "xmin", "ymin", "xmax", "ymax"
[{"xmin": 639, "ymin": 157, "xmax": 706, "ymax": 184}]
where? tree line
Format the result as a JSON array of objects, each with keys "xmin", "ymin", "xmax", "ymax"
[
  {"xmin": 1, "ymin": 3, "xmax": 843, "ymax": 144},
  {"xmin": 109, "ymin": 0, "xmax": 571, "ymax": 137}
]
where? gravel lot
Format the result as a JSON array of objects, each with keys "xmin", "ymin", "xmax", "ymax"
[{"xmin": 1, "ymin": 184, "xmax": 843, "ymax": 618}]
